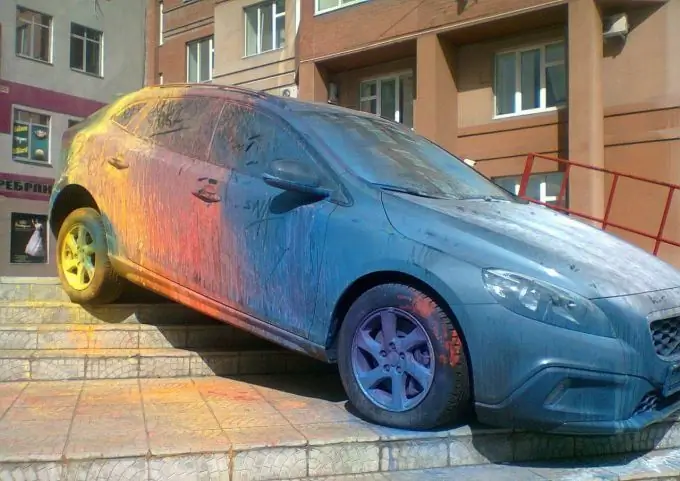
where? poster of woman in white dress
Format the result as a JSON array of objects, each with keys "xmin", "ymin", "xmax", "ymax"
[{"xmin": 10, "ymin": 213, "xmax": 47, "ymax": 264}]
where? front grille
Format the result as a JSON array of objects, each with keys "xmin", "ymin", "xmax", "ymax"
[{"xmin": 650, "ymin": 316, "xmax": 680, "ymax": 357}]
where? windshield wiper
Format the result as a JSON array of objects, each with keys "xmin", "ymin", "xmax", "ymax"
[
  {"xmin": 372, "ymin": 183, "xmax": 443, "ymax": 199},
  {"xmin": 458, "ymin": 194, "xmax": 510, "ymax": 202}
]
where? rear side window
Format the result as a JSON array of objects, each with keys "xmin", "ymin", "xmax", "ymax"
[
  {"xmin": 136, "ymin": 96, "xmax": 223, "ymax": 161},
  {"xmin": 112, "ymin": 102, "xmax": 145, "ymax": 129}
]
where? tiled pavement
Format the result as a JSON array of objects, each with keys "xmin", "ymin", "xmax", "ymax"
[{"xmin": 2, "ymin": 374, "xmax": 680, "ymax": 480}]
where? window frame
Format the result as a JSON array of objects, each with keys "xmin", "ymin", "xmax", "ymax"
[
  {"xmin": 358, "ymin": 70, "xmax": 414, "ymax": 125},
  {"xmin": 493, "ymin": 40, "xmax": 566, "ymax": 120},
  {"xmin": 243, "ymin": 0, "xmax": 286, "ymax": 57},
  {"xmin": 159, "ymin": 1, "xmax": 164, "ymax": 45},
  {"xmin": 15, "ymin": 6, "xmax": 53, "ymax": 64},
  {"xmin": 186, "ymin": 36, "xmax": 214, "ymax": 83},
  {"xmin": 69, "ymin": 22, "xmax": 104, "ymax": 77},
  {"xmin": 314, "ymin": 0, "xmax": 367, "ymax": 15},
  {"xmin": 492, "ymin": 171, "xmax": 568, "ymax": 207},
  {"xmin": 11, "ymin": 106, "xmax": 52, "ymax": 166}
]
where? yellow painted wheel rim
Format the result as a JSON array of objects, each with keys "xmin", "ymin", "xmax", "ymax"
[{"xmin": 61, "ymin": 224, "xmax": 96, "ymax": 291}]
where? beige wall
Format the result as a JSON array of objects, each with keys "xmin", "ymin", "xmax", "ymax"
[{"xmin": 213, "ymin": 0, "xmax": 298, "ymax": 94}]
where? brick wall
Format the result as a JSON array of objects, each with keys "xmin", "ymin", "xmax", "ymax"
[{"xmin": 298, "ymin": 0, "xmax": 559, "ymax": 61}]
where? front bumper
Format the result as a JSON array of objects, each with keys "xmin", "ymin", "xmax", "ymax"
[{"xmin": 459, "ymin": 288, "xmax": 680, "ymax": 435}]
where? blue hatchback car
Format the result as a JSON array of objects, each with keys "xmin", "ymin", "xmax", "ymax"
[{"xmin": 50, "ymin": 84, "xmax": 680, "ymax": 435}]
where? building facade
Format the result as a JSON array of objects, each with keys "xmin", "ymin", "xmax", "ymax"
[
  {"xmin": 146, "ymin": 0, "xmax": 217, "ymax": 86},
  {"xmin": 297, "ymin": 0, "xmax": 680, "ymax": 265},
  {"xmin": 0, "ymin": 0, "xmax": 146, "ymax": 276},
  {"xmin": 212, "ymin": 0, "xmax": 300, "ymax": 97}
]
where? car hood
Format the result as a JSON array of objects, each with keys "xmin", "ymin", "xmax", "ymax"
[{"xmin": 381, "ymin": 192, "xmax": 680, "ymax": 299}]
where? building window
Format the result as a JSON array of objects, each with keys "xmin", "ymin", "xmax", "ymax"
[
  {"xmin": 70, "ymin": 23, "xmax": 103, "ymax": 76},
  {"xmin": 245, "ymin": 0, "xmax": 285, "ymax": 57},
  {"xmin": 187, "ymin": 37, "xmax": 213, "ymax": 83},
  {"xmin": 493, "ymin": 172, "xmax": 566, "ymax": 206},
  {"xmin": 12, "ymin": 109, "xmax": 50, "ymax": 164},
  {"xmin": 494, "ymin": 41, "xmax": 566, "ymax": 118},
  {"xmin": 359, "ymin": 73, "xmax": 414, "ymax": 128},
  {"xmin": 315, "ymin": 0, "xmax": 366, "ymax": 14},
  {"xmin": 159, "ymin": 72, "xmax": 164, "ymax": 85},
  {"xmin": 15, "ymin": 7, "xmax": 52, "ymax": 63},
  {"xmin": 10, "ymin": 213, "xmax": 48, "ymax": 265},
  {"xmin": 159, "ymin": 1, "xmax": 164, "ymax": 45}
]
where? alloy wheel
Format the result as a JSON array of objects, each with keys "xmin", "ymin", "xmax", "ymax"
[
  {"xmin": 61, "ymin": 224, "xmax": 96, "ymax": 291},
  {"xmin": 351, "ymin": 307, "xmax": 435, "ymax": 412}
]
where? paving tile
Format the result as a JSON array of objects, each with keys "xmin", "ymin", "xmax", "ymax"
[
  {"xmin": 191, "ymin": 353, "xmax": 239, "ymax": 376},
  {"xmin": 64, "ymin": 457, "xmax": 149, "ymax": 481},
  {"xmin": 147, "ymin": 429, "xmax": 231, "ymax": 456},
  {"xmin": 514, "ymin": 432, "xmax": 576, "ymax": 461},
  {"xmin": 64, "ymin": 430, "xmax": 148, "ymax": 460},
  {"xmin": 149, "ymin": 454, "xmax": 229, "ymax": 481},
  {"xmin": 225, "ymin": 425, "xmax": 307, "ymax": 450},
  {"xmin": 0, "ymin": 429, "xmax": 68, "ymax": 462},
  {"xmin": 369, "ymin": 424, "xmax": 451, "ymax": 442},
  {"xmin": 232, "ymin": 447, "xmax": 307, "ymax": 481},
  {"xmin": 86, "ymin": 357, "xmax": 139, "ymax": 379},
  {"xmin": 0, "ymin": 329, "xmax": 38, "ymax": 349},
  {"xmin": 308, "ymin": 443, "xmax": 380, "ymax": 477},
  {"xmin": 13, "ymin": 394, "xmax": 79, "ymax": 409},
  {"xmin": 297, "ymin": 422, "xmax": 379, "ymax": 446},
  {"xmin": 0, "ymin": 359, "xmax": 31, "ymax": 381},
  {"xmin": 31, "ymin": 358, "xmax": 85, "ymax": 380},
  {"xmin": 380, "ymin": 439, "xmax": 449, "ymax": 471},
  {"xmin": 142, "ymin": 400, "xmax": 208, "ymax": 416},
  {"xmin": 279, "ymin": 406, "xmax": 356, "ymax": 425},
  {"xmin": 22, "ymin": 380, "xmax": 83, "ymax": 395},
  {"xmin": 0, "ymin": 462, "xmax": 63, "ymax": 481},
  {"xmin": 215, "ymin": 410, "xmax": 292, "ymax": 429},
  {"xmin": 2, "ymin": 405, "xmax": 75, "ymax": 422},
  {"xmin": 603, "ymin": 448, "xmax": 680, "ymax": 480},
  {"xmin": 145, "ymin": 412, "xmax": 221, "ymax": 432},
  {"xmin": 139, "ymin": 327, "xmax": 186, "ymax": 349}
]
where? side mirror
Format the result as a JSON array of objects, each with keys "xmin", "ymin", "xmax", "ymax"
[{"xmin": 262, "ymin": 159, "xmax": 331, "ymax": 198}]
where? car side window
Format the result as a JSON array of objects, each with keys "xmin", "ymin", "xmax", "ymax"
[
  {"xmin": 210, "ymin": 103, "xmax": 325, "ymax": 181},
  {"xmin": 135, "ymin": 96, "xmax": 223, "ymax": 161},
  {"xmin": 111, "ymin": 102, "xmax": 145, "ymax": 130}
]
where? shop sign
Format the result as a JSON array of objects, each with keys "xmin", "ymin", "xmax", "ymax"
[
  {"xmin": 10, "ymin": 213, "xmax": 48, "ymax": 264},
  {"xmin": 0, "ymin": 173, "xmax": 54, "ymax": 201}
]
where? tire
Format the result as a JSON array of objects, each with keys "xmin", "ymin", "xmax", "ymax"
[
  {"xmin": 337, "ymin": 283, "xmax": 470, "ymax": 430},
  {"xmin": 56, "ymin": 207, "xmax": 123, "ymax": 304}
]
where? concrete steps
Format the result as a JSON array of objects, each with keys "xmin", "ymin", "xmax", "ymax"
[
  {"xmin": 0, "ymin": 278, "xmax": 333, "ymax": 381},
  {"xmin": 0, "ymin": 375, "xmax": 679, "ymax": 481}
]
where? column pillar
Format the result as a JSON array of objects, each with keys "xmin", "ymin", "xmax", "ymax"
[
  {"xmin": 568, "ymin": 0, "xmax": 605, "ymax": 219},
  {"xmin": 298, "ymin": 62, "xmax": 329, "ymax": 103},
  {"xmin": 414, "ymin": 33, "xmax": 458, "ymax": 153}
]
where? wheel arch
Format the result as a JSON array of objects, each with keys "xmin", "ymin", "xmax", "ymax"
[
  {"xmin": 49, "ymin": 184, "xmax": 100, "ymax": 238},
  {"xmin": 326, "ymin": 269, "xmax": 475, "ymax": 400}
]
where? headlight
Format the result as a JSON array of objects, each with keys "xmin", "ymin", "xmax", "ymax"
[{"xmin": 482, "ymin": 269, "xmax": 614, "ymax": 338}]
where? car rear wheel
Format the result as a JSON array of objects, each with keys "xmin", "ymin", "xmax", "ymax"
[
  {"xmin": 56, "ymin": 207, "xmax": 123, "ymax": 304},
  {"xmin": 337, "ymin": 283, "xmax": 470, "ymax": 430}
]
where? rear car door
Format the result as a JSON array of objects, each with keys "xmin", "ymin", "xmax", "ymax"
[
  {"xmin": 128, "ymin": 95, "xmax": 226, "ymax": 294},
  {"xmin": 209, "ymin": 102, "xmax": 338, "ymax": 338}
]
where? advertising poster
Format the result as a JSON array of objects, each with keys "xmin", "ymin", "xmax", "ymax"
[
  {"xmin": 12, "ymin": 121, "xmax": 49, "ymax": 163},
  {"xmin": 10, "ymin": 213, "xmax": 48, "ymax": 264}
]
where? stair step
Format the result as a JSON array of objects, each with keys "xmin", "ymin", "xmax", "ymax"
[
  {"xmin": 0, "ymin": 348, "xmax": 335, "ymax": 381},
  {"xmin": 0, "ymin": 277, "xmax": 169, "ymax": 303},
  {"xmin": 0, "ymin": 323, "xmax": 274, "ymax": 350},
  {"xmin": 0, "ymin": 301, "xmax": 218, "ymax": 325}
]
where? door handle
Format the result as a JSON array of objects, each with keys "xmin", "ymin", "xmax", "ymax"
[
  {"xmin": 193, "ymin": 186, "xmax": 221, "ymax": 203},
  {"xmin": 107, "ymin": 157, "xmax": 129, "ymax": 170}
]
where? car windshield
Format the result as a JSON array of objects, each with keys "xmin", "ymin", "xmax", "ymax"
[{"xmin": 302, "ymin": 110, "xmax": 515, "ymax": 201}]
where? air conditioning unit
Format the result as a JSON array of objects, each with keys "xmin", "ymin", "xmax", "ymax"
[
  {"xmin": 603, "ymin": 13, "xmax": 628, "ymax": 40},
  {"xmin": 280, "ymin": 85, "xmax": 298, "ymax": 98}
]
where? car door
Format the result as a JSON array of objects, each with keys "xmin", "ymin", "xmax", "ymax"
[
  {"xmin": 82, "ymin": 100, "xmax": 150, "ymax": 260},
  {"xmin": 209, "ymin": 101, "xmax": 338, "ymax": 339},
  {"xmin": 123, "ymin": 95, "xmax": 226, "ymax": 295}
]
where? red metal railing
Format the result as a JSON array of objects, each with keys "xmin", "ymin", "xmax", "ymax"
[{"xmin": 518, "ymin": 153, "xmax": 680, "ymax": 256}]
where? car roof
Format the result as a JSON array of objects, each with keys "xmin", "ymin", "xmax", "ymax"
[{"xmin": 130, "ymin": 83, "xmax": 388, "ymax": 123}]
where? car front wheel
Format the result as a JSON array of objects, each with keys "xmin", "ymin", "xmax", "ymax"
[
  {"xmin": 56, "ymin": 207, "xmax": 123, "ymax": 304},
  {"xmin": 338, "ymin": 283, "xmax": 471, "ymax": 430}
]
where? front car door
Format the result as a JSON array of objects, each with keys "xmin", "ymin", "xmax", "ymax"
[{"xmin": 209, "ymin": 101, "xmax": 338, "ymax": 339}]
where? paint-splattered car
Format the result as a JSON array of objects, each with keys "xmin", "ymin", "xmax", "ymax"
[{"xmin": 49, "ymin": 84, "xmax": 680, "ymax": 434}]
